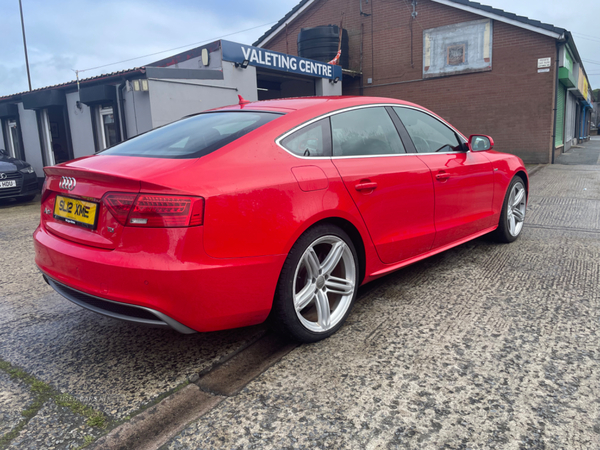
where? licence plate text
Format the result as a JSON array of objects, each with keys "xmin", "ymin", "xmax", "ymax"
[
  {"xmin": 0, "ymin": 180, "xmax": 17, "ymax": 189},
  {"xmin": 54, "ymin": 195, "xmax": 99, "ymax": 230}
]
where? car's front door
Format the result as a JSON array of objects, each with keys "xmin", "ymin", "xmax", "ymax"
[
  {"xmin": 393, "ymin": 107, "xmax": 494, "ymax": 249},
  {"xmin": 330, "ymin": 106, "xmax": 435, "ymax": 264}
]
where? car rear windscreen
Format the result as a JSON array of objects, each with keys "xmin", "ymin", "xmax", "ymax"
[{"xmin": 100, "ymin": 111, "xmax": 283, "ymax": 159}]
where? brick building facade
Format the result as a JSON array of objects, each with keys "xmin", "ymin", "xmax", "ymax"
[{"xmin": 255, "ymin": 0, "xmax": 592, "ymax": 164}]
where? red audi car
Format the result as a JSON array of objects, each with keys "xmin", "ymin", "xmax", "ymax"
[{"xmin": 34, "ymin": 96, "xmax": 527, "ymax": 342}]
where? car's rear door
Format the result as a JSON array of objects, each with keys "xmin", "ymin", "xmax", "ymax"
[
  {"xmin": 330, "ymin": 106, "xmax": 435, "ymax": 264},
  {"xmin": 392, "ymin": 107, "xmax": 494, "ymax": 249}
]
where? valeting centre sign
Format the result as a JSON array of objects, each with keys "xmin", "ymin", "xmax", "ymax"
[{"xmin": 221, "ymin": 40, "xmax": 342, "ymax": 80}]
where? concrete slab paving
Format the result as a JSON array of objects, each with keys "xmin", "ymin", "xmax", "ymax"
[
  {"xmin": 0, "ymin": 371, "xmax": 34, "ymax": 438},
  {"xmin": 0, "ymin": 197, "xmax": 266, "ymax": 447},
  {"xmin": 7, "ymin": 399, "xmax": 104, "ymax": 450},
  {"xmin": 555, "ymin": 136, "xmax": 600, "ymax": 166},
  {"xmin": 165, "ymin": 164, "xmax": 600, "ymax": 449}
]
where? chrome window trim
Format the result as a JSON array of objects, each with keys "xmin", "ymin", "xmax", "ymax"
[
  {"xmin": 275, "ymin": 103, "xmax": 468, "ymax": 160},
  {"xmin": 392, "ymin": 105, "xmax": 468, "ymax": 144}
]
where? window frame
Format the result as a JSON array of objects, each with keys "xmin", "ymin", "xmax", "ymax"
[
  {"xmin": 100, "ymin": 110, "xmax": 284, "ymax": 159},
  {"xmin": 330, "ymin": 106, "xmax": 408, "ymax": 157},
  {"xmin": 390, "ymin": 106, "xmax": 468, "ymax": 155},
  {"xmin": 2, "ymin": 117, "xmax": 25, "ymax": 160},
  {"xmin": 279, "ymin": 117, "xmax": 332, "ymax": 157},
  {"xmin": 7, "ymin": 119, "xmax": 18, "ymax": 158},
  {"xmin": 99, "ymin": 106, "xmax": 117, "ymax": 150},
  {"xmin": 276, "ymin": 104, "xmax": 420, "ymax": 160}
]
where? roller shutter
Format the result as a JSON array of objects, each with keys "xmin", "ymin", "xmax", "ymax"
[{"xmin": 555, "ymin": 84, "xmax": 566, "ymax": 147}]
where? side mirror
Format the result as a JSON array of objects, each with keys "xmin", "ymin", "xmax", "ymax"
[
  {"xmin": 468, "ymin": 135, "xmax": 494, "ymax": 152},
  {"xmin": 0, "ymin": 149, "xmax": 6, "ymax": 155}
]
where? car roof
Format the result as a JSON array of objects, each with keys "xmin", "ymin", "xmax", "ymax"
[{"xmin": 213, "ymin": 96, "xmax": 421, "ymax": 114}]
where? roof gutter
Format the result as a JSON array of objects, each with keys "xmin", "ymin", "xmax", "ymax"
[
  {"xmin": 0, "ymin": 68, "xmax": 146, "ymax": 104},
  {"xmin": 430, "ymin": 0, "xmax": 563, "ymax": 39}
]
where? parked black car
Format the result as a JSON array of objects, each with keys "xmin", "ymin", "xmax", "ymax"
[{"xmin": 0, "ymin": 149, "xmax": 39, "ymax": 202}]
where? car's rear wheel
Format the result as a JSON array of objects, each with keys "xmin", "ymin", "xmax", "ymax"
[
  {"xmin": 271, "ymin": 224, "xmax": 358, "ymax": 343},
  {"xmin": 494, "ymin": 176, "xmax": 527, "ymax": 243}
]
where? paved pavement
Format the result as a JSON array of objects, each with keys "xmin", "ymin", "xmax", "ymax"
[
  {"xmin": 556, "ymin": 135, "xmax": 600, "ymax": 165},
  {"xmin": 1, "ymin": 140, "xmax": 600, "ymax": 449}
]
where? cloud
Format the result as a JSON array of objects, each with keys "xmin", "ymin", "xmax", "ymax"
[
  {"xmin": 0, "ymin": 0, "xmax": 299, "ymax": 96},
  {"xmin": 2, "ymin": 0, "xmax": 598, "ymax": 97}
]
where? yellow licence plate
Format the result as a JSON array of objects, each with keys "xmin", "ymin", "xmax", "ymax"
[{"xmin": 54, "ymin": 195, "xmax": 99, "ymax": 230}]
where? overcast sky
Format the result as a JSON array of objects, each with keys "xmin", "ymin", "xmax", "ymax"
[{"xmin": 2, "ymin": 0, "xmax": 599, "ymax": 97}]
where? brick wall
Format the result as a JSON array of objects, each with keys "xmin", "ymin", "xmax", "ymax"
[{"xmin": 262, "ymin": 0, "xmax": 558, "ymax": 163}]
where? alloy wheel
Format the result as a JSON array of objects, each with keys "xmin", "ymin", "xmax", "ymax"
[
  {"xmin": 507, "ymin": 181, "xmax": 526, "ymax": 237},
  {"xmin": 292, "ymin": 235, "xmax": 356, "ymax": 333}
]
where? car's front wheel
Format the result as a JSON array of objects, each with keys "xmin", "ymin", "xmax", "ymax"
[
  {"xmin": 271, "ymin": 224, "xmax": 359, "ymax": 343},
  {"xmin": 494, "ymin": 176, "xmax": 527, "ymax": 243}
]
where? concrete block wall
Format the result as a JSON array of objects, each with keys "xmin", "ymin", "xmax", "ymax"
[{"xmin": 262, "ymin": 0, "xmax": 557, "ymax": 163}]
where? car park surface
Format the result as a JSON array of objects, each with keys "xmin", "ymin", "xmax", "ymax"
[
  {"xmin": 1, "ymin": 157, "xmax": 600, "ymax": 448},
  {"xmin": 33, "ymin": 96, "xmax": 527, "ymax": 343},
  {"xmin": 164, "ymin": 162, "xmax": 600, "ymax": 449}
]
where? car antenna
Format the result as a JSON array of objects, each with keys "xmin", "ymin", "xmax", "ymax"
[{"xmin": 238, "ymin": 95, "xmax": 250, "ymax": 105}]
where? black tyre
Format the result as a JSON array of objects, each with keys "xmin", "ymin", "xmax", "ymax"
[
  {"xmin": 270, "ymin": 224, "xmax": 359, "ymax": 343},
  {"xmin": 17, "ymin": 195, "xmax": 36, "ymax": 203},
  {"xmin": 493, "ymin": 176, "xmax": 527, "ymax": 243}
]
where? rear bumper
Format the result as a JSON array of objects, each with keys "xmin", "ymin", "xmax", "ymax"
[
  {"xmin": 34, "ymin": 225, "xmax": 287, "ymax": 332},
  {"xmin": 43, "ymin": 275, "xmax": 197, "ymax": 333}
]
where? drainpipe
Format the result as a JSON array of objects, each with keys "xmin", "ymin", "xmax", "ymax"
[
  {"xmin": 118, "ymin": 80, "xmax": 128, "ymax": 140},
  {"xmin": 551, "ymin": 41, "xmax": 560, "ymax": 164}
]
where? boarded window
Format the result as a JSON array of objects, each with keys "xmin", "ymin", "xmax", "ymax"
[{"xmin": 423, "ymin": 19, "xmax": 492, "ymax": 78}]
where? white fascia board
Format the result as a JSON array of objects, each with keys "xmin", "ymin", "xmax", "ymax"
[
  {"xmin": 256, "ymin": 0, "xmax": 317, "ymax": 48},
  {"xmin": 431, "ymin": 0, "xmax": 563, "ymax": 39}
]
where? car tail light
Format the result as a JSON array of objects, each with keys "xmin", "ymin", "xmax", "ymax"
[
  {"xmin": 103, "ymin": 193, "xmax": 137, "ymax": 225},
  {"xmin": 102, "ymin": 193, "xmax": 204, "ymax": 227},
  {"xmin": 40, "ymin": 177, "xmax": 51, "ymax": 203}
]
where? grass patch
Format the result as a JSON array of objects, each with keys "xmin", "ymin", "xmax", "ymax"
[
  {"xmin": 0, "ymin": 358, "xmax": 108, "ymax": 449},
  {"xmin": 55, "ymin": 394, "xmax": 107, "ymax": 428},
  {"xmin": 74, "ymin": 435, "xmax": 96, "ymax": 450},
  {"xmin": 0, "ymin": 421, "xmax": 27, "ymax": 449}
]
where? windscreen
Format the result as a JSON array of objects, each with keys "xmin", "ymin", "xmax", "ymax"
[{"xmin": 101, "ymin": 111, "xmax": 282, "ymax": 159}]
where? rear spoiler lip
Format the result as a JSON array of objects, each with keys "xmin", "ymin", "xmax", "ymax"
[{"xmin": 43, "ymin": 168, "xmax": 195, "ymax": 197}]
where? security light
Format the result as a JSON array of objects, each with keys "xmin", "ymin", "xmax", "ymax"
[{"xmin": 235, "ymin": 59, "xmax": 250, "ymax": 69}]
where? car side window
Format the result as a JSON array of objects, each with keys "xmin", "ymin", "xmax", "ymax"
[
  {"xmin": 280, "ymin": 118, "xmax": 331, "ymax": 157},
  {"xmin": 330, "ymin": 107, "xmax": 406, "ymax": 156},
  {"xmin": 393, "ymin": 107, "xmax": 463, "ymax": 153}
]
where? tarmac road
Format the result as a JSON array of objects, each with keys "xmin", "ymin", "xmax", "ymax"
[{"xmin": 1, "ymin": 140, "xmax": 600, "ymax": 449}]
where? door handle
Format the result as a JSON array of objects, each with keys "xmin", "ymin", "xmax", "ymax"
[
  {"xmin": 435, "ymin": 172, "xmax": 451, "ymax": 181},
  {"xmin": 355, "ymin": 182, "xmax": 378, "ymax": 191}
]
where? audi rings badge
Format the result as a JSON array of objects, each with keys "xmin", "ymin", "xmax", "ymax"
[{"xmin": 59, "ymin": 176, "xmax": 76, "ymax": 191}]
